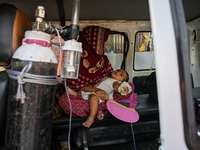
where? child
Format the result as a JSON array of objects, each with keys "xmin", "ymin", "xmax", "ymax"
[{"xmin": 67, "ymin": 69, "xmax": 129, "ymax": 128}]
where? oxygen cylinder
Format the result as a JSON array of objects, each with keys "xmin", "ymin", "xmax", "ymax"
[{"xmin": 5, "ymin": 30, "xmax": 58, "ymax": 150}]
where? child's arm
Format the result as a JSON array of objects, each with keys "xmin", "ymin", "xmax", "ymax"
[{"xmin": 118, "ymin": 82, "xmax": 132, "ymax": 95}]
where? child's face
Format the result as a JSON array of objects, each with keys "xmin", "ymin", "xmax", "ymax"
[{"xmin": 111, "ymin": 69, "xmax": 128, "ymax": 82}]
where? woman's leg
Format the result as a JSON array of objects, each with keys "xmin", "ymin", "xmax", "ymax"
[
  {"xmin": 97, "ymin": 111, "xmax": 104, "ymax": 120},
  {"xmin": 82, "ymin": 94, "xmax": 99, "ymax": 128}
]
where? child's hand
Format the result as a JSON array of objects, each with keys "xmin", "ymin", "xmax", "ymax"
[
  {"xmin": 113, "ymin": 81, "xmax": 122, "ymax": 92},
  {"xmin": 118, "ymin": 82, "xmax": 132, "ymax": 95}
]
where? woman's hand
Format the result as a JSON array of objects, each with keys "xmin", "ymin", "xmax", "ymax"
[
  {"xmin": 80, "ymin": 86, "xmax": 109, "ymax": 100},
  {"xmin": 94, "ymin": 89, "xmax": 109, "ymax": 100}
]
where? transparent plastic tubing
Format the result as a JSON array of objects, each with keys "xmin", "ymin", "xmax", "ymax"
[
  {"xmin": 131, "ymin": 123, "xmax": 137, "ymax": 150},
  {"xmin": 64, "ymin": 79, "xmax": 72, "ymax": 150},
  {"xmin": 55, "ymin": 28, "xmax": 72, "ymax": 150}
]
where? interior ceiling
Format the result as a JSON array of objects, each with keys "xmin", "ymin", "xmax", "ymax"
[{"xmin": 0, "ymin": 0, "xmax": 199, "ymax": 25}]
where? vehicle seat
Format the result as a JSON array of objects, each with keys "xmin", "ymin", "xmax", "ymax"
[{"xmin": 0, "ymin": 3, "xmax": 31, "ymax": 147}]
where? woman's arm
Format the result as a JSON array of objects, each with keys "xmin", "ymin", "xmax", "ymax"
[
  {"xmin": 80, "ymin": 85, "xmax": 100, "ymax": 92},
  {"xmin": 80, "ymin": 85, "xmax": 109, "ymax": 100}
]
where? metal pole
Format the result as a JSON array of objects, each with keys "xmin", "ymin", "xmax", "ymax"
[
  {"xmin": 71, "ymin": 0, "xmax": 80, "ymax": 25},
  {"xmin": 69, "ymin": 0, "xmax": 80, "ymax": 40}
]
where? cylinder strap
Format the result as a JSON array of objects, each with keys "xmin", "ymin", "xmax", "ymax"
[
  {"xmin": 6, "ymin": 62, "xmax": 57, "ymax": 104},
  {"xmin": 23, "ymin": 38, "xmax": 52, "ymax": 48}
]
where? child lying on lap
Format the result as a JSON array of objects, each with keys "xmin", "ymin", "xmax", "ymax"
[{"xmin": 67, "ymin": 69, "xmax": 132, "ymax": 128}]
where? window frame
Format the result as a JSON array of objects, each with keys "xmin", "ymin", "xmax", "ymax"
[
  {"xmin": 104, "ymin": 31, "xmax": 129, "ymax": 70},
  {"xmin": 133, "ymin": 30, "xmax": 155, "ymax": 71}
]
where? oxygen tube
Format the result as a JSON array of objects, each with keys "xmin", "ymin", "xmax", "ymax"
[
  {"xmin": 131, "ymin": 123, "xmax": 137, "ymax": 150},
  {"xmin": 64, "ymin": 1, "xmax": 81, "ymax": 149},
  {"xmin": 55, "ymin": 0, "xmax": 82, "ymax": 149},
  {"xmin": 55, "ymin": 28, "xmax": 82, "ymax": 150},
  {"xmin": 34, "ymin": 0, "xmax": 81, "ymax": 148},
  {"xmin": 54, "ymin": 29, "xmax": 72, "ymax": 150}
]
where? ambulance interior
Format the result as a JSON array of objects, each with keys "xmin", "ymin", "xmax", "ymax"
[{"xmin": 0, "ymin": 0, "xmax": 200, "ymax": 150}]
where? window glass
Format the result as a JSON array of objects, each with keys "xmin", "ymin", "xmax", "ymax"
[
  {"xmin": 104, "ymin": 34, "xmax": 125, "ymax": 70},
  {"xmin": 134, "ymin": 31, "xmax": 155, "ymax": 70}
]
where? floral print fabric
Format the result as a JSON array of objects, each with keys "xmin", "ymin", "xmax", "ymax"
[{"xmin": 66, "ymin": 26, "xmax": 113, "ymax": 90}]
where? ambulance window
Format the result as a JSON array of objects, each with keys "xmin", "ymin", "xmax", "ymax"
[
  {"xmin": 134, "ymin": 31, "xmax": 156, "ymax": 71},
  {"xmin": 104, "ymin": 33, "xmax": 125, "ymax": 70}
]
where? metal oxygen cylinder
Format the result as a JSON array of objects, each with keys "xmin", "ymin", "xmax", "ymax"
[{"xmin": 5, "ymin": 30, "xmax": 58, "ymax": 150}]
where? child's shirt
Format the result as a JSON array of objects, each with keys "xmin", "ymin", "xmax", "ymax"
[{"xmin": 82, "ymin": 77, "xmax": 117, "ymax": 102}]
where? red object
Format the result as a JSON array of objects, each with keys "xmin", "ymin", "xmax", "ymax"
[
  {"xmin": 59, "ymin": 83, "xmax": 138, "ymax": 118},
  {"xmin": 59, "ymin": 26, "xmax": 138, "ymax": 118},
  {"xmin": 23, "ymin": 38, "xmax": 52, "ymax": 47},
  {"xmin": 58, "ymin": 91, "xmax": 138, "ymax": 118},
  {"xmin": 59, "ymin": 94, "xmax": 106, "ymax": 117},
  {"xmin": 113, "ymin": 82, "xmax": 135, "ymax": 101},
  {"xmin": 66, "ymin": 26, "xmax": 113, "ymax": 90}
]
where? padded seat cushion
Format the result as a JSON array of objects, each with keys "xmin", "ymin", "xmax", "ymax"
[
  {"xmin": 0, "ymin": 3, "xmax": 31, "ymax": 67},
  {"xmin": 0, "ymin": 3, "xmax": 31, "ymax": 147}
]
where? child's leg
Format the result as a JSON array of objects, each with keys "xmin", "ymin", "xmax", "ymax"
[{"xmin": 83, "ymin": 94, "xmax": 99, "ymax": 128}]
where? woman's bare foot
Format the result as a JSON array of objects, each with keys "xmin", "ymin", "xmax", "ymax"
[
  {"xmin": 97, "ymin": 111, "xmax": 104, "ymax": 120},
  {"xmin": 82, "ymin": 116, "xmax": 95, "ymax": 128},
  {"xmin": 67, "ymin": 87, "xmax": 78, "ymax": 95}
]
